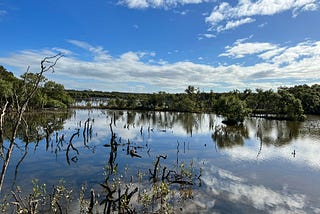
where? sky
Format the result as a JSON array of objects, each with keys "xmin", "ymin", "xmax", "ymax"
[{"xmin": 0, "ymin": 0, "xmax": 320, "ymax": 93}]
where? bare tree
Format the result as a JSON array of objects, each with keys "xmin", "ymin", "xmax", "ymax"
[{"xmin": 0, "ymin": 54, "xmax": 62, "ymax": 192}]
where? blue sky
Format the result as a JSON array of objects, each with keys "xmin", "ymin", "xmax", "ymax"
[{"xmin": 0, "ymin": 0, "xmax": 320, "ymax": 93}]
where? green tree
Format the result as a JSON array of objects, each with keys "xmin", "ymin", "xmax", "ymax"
[
  {"xmin": 43, "ymin": 81, "xmax": 74, "ymax": 108},
  {"xmin": 278, "ymin": 90, "xmax": 305, "ymax": 120},
  {"xmin": 185, "ymin": 85, "xmax": 197, "ymax": 95},
  {"xmin": 284, "ymin": 84, "xmax": 320, "ymax": 114},
  {"xmin": 215, "ymin": 94, "xmax": 251, "ymax": 125},
  {"xmin": 0, "ymin": 79, "xmax": 13, "ymax": 100}
]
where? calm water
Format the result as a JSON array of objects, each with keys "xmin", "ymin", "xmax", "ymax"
[{"xmin": 1, "ymin": 109, "xmax": 320, "ymax": 213}]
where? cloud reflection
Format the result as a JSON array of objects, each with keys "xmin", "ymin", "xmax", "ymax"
[
  {"xmin": 200, "ymin": 165, "xmax": 311, "ymax": 213},
  {"xmin": 223, "ymin": 138, "xmax": 320, "ymax": 170}
]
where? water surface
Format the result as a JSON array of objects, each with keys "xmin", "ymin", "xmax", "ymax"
[{"xmin": 1, "ymin": 109, "xmax": 320, "ymax": 213}]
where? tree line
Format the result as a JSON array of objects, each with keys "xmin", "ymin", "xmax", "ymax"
[
  {"xmin": 68, "ymin": 84, "xmax": 320, "ymax": 123},
  {"xmin": 1, "ymin": 64, "xmax": 319, "ymax": 124}
]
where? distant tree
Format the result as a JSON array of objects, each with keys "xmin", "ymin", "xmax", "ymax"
[
  {"xmin": 181, "ymin": 86, "xmax": 199, "ymax": 112},
  {"xmin": 43, "ymin": 81, "xmax": 73, "ymax": 108},
  {"xmin": 185, "ymin": 85, "xmax": 197, "ymax": 95}
]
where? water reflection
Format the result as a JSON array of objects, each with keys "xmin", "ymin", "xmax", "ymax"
[
  {"xmin": 200, "ymin": 165, "xmax": 311, "ymax": 213},
  {"xmin": 1, "ymin": 109, "xmax": 320, "ymax": 213},
  {"xmin": 212, "ymin": 124, "xmax": 249, "ymax": 148},
  {"xmin": 215, "ymin": 116, "xmax": 320, "ymax": 171},
  {"xmin": 245, "ymin": 118, "xmax": 302, "ymax": 146},
  {"xmin": 1, "ymin": 110, "xmax": 71, "ymax": 145},
  {"xmin": 0, "ymin": 110, "xmax": 73, "ymax": 194}
]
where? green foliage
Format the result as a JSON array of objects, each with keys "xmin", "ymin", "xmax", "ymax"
[
  {"xmin": 277, "ymin": 90, "xmax": 305, "ymax": 120},
  {"xmin": 215, "ymin": 94, "xmax": 251, "ymax": 124},
  {"xmin": 0, "ymin": 65, "xmax": 74, "ymax": 109},
  {"xmin": 0, "ymin": 65, "xmax": 16, "ymax": 82},
  {"xmin": 46, "ymin": 98, "xmax": 68, "ymax": 109},
  {"xmin": 0, "ymin": 79, "xmax": 13, "ymax": 99},
  {"xmin": 245, "ymin": 88, "xmax": 306, "ymax": 120},
  {"xmin": 4, "ymin": 179, "xmax": 73, "ymax": 213},
  {"xmin": 283, "ymin": 84, "xmax": 320, "ymax": 115},
  {"xmin": 0, "ymin": 66, "xmax": 15, "ymax": 104},
  {"xmin": 53, "ymin": 83, "xmax": 320, "ymax": 121}
]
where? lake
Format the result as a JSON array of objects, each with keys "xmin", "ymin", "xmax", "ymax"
[{"xmin": 1, "ymin": 109, "xmax": 320, "ymax": 213}]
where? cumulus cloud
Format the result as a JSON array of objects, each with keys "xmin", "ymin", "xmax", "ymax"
[
  {"xmin": 271, "ymin": 40, "xmax": 320, "ymax": 65},
  {"xmin": 119, "ymin": 0, "xmax": 209, "ymax": 9},
  {"xmin": 0, "ymin": 39, "xmax": 319, "ymax": 92},
  {"xmin": 220, "ymin": 39, "xmax": 320, "ymax": 67},
  {"xmin": 206, "ymin": 0, "xmax": 319, "ymax": 32}
]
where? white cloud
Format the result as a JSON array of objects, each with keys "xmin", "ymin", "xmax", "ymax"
[
  {"xmin": 120, "ymin": 51, "xmax": 140, "ymax": 61},
  {"xmin": 258, "ymin": 47, "xmax": 286, "ymax": 60},
  {"xmin": 67, "ymin": 40, "xmax": 112, "ymax": 62},
  {"xmin": 271, "ymin": 40, "xmax": 320, "ymax": 65},
  {"xmin": 119, "ymin": 0, "xmax": 209, "ymax": 9},
  {"xmin": 220, "ymin": 41, "xmax": 279, "ymax": 58},
  {"xmin": 220, "ymin": 39, "xmax": 320, "ymax": 68},
  {"xmin": 206, "ymin": 0, "xmax": 319, "ymax": 32},
  {"xmin": 217, "ymin": 17, "xmax": 255, "ymax": 32},
  {"xmin": 120, "ymin": 0, "xmax": 149, "ymax": 9},
  {"xmin": 198, "ymin": 33, "xmax": 216, "ymax": 40},
  {"xmin": 0, "ymin": 40, "xmax": 320, "ymax": 93}
]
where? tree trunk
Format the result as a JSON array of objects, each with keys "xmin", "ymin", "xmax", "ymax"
[{"xmin": 0, "ymin": 100, "xmax": 9, "ymax": 156}]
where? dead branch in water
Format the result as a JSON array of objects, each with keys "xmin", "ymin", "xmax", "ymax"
[
  {"xmin": 149, "ymin": 155, "xmax": 167, "ymax": 182},
  {"xmin": 66, "ymin": 129, "xmax": 80, "ymax": 165}
]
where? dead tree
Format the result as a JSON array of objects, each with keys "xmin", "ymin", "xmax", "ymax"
[
  {"xmin": 0, "ymin": 100, "xmax": 9, "ymax": 156},
  {"xmin": 0, "ymin": 54, "xmax": 63, "ymax": 192}
]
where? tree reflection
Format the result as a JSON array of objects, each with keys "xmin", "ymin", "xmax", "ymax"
[
  {"xmin": 247, "ymin": 118, "xmax": 302, "ymax": 147},
  {"xmin": 1, "ymin": 111, "xmax": 71, "ymax": 145},
  {"xmin": 212, "ymin": 124, "xmax": 249, "ymax": 149},
  {"xmin": 0, "ymin": 110, "xmax": 72, "ymax": 192},
  {"xmin": 1, "ymin": 108, "xmax": 318, "ymax": 212}
]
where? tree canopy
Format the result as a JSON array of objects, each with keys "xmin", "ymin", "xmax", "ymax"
[{"xmin": 0, "ymin": 65, "xmax": 73, "ymax": 110}]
